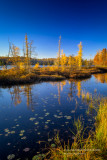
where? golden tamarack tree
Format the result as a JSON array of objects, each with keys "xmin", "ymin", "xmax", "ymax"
[
  {"xmin": 8, "ymin": 34, "xmax": 36, "ymax": 71},
  {"xmin": 55, "ymin": 37, "xmax": 83, "ymax": 70},
  {"xmin": 8, "ymin": 44, "xmax": 21, "ymax": 69},
  {"xmin": 24, "ymin": 34, "xmax": 35, "ymax": 71},
  {"xmin": 24, "ymin": 34, "xmax": 30, "ymax": 70},
  {"xmin": 68, "ymin": 56, "xmax": 77, "ymax": 68},
  {"xmin": 60, "ymin": 49, "xmax": 67, "ymax": 71},
  {"xmin": 94, "ymin": 48, "xmax": 107, "ymax": 66},
  {"xmin": 68, "ymin": 56, "xmax": 72, "ymax": 67},
  {"xmin": 77, "ymin": 42, "xmax": 83, "ymax": 69}
]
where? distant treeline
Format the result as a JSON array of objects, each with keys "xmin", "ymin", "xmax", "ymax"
[
  {"xmin": 0, "ymin": 57, "xmax": 56, "ymax": 65},
  {"xmin": 31, "ymin": 58, "xmax": 56, "ymax": 65},
  {"xmin": 0, "ymin": 56, "xmax": 93, "ymax": 66}
]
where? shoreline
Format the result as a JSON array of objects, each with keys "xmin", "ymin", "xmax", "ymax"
[{"xmin": 0, "ymin": 67, "xmax": 107, "ymax": 86}]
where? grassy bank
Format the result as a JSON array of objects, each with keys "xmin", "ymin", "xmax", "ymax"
[
  {"xmin": 0, "ymin": 66, "xmax": 107, "ymax": 85},
  {"xmin": 33, "ymin": 98, "xmax": 107, "ymax": 160}
]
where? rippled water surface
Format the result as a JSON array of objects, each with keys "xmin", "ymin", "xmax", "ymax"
[{"xmin": 0, "ymin": 73, "xmax": 107, "ymax": 160}]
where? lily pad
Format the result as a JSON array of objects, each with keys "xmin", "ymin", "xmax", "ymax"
[
  {"xmin": 7, "ymin": 154, "xmax": 15, "ymax": 160},
  {"xmin": 29, "ymin": 117, "xmax": 36, "ymax": 121},
  {"xmin": 20, "ymin": 130, "xmax": 25, "ymax": 133},
  {"xmin": 21, "ymin": 136, "xmax": 26, "ymax": 140},
  {"xmin": 35, "ymin": 122, "xmax": 39, "ymax": 125},
  {"xmin": 66, "ymin": 116, "xmax": 71, "ymax": 120},
  {"xmin": 11, "ymin": 131, "xmax": 15, "ymax": 134},
  {"xmin": 23, "ymin": 148, "xmax": 30, "ymax": 152}
]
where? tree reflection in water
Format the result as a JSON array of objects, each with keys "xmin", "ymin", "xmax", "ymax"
[
  {"xmin": 94, "ymin": 73, "xmax": 107, "ymax": 83},
  {"xmin": 9, "ymin": 85, "xmax": 34, "ymax": 110},
  {"xmin": 8, "ymin": 73, "xmax": 107, "ymax": 110}
]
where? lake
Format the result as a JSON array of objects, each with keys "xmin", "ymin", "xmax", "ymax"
[
  {"xmin": 0, "ymin": 73, "xmax": 107, "ymax": 160},
  {"xmin": 0, "ymin": 65, "xmax": 47, "ymax": 70}
]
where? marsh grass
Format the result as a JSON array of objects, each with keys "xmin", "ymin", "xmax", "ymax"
[
  {"xmin": 95, "ymin": 99, "xmax": 107, "ymax": 151},
  {"xmin": 0, "ymin": 66, "xmax": 106, "ymax": 85},
  {"xmin": 81, "ymin": 91, "xmax": 92, "ymax": 104},
  {"xmin": 34, "ymin": 98, "xmax": 107, "ymax": 160}
]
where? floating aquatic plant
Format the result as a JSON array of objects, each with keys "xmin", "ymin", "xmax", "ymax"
[
  {"xmin": 35, "ymin": 122, "xmax": 39, "ymax": 125},
  {"xmin": 23, "ymin": 148, "xmax": 30, "ymax": 152},
  {"xmin": 7, "ymin": 154, "xmax": 15, "ymax": 160},
  {"xmin": 20, "ymin": 130, "xmax": 25, "ymax": 133},
  {"xmin": 16, "ymin": 124, "xmax": 19, "ymax": 127},
  {"xmin": 48, "ymin": 138, "xmax": 52, "ymax": 142},
  {"xmin": 21, "ymin": 136, "xmax": 26, "ymax": 140},
  {"xmin": 4, "ymin": 128, "xmax": 9, "ymax": 132},
  {"xmin": 66, "ymin": 116, "xmax": 71, "ymax": 119},
  {"xmin": 45, "ymin": 112, "xmax": 50, "ymax": 116},
  {"xmin": 29, "ymin": 117, "xmax": 36, "ymax": 121},
  {"xmin": 11, "ymin": 131, "xmax": 15, "ymax": 134}
]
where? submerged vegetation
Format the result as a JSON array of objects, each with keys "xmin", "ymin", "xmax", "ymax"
[{"xmin": 34, "ymin": 98, "xmax": 107, "ymax": 160}]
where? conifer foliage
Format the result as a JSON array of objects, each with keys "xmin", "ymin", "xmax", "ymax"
[
  {"xmin": 77, "ymin": 42, "xmax": 83, "ymax": 69},
  {"xmin": 94, "ymin": 48, "xmax": 107, "ymax": 66}
]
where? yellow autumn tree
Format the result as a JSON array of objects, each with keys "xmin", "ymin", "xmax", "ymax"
[
  {"xmin": 24, "ymin": 34, "xmax": 30, "ymax": 70},
  {"xmin": 10, "ymin": 45, "xmax": 20, "ymax": 69},
  {"xmin": 54, "ymin": 52, "xmax": 60, "ymax": 66},
  {"xmin": 60, "ymin": 49, "xmax": 64, "ymax": 66},
  {"xmin": 68, "ymin": 56, "xmax": 72, "ymax": 67},
  {"xmin": 78, "ymin": 42, "xmax": 83, "ymax": 69},
  {"xmin": 68, "ymin": 56, "xmax": 76, "ymax": 69},
  {"xmin": 34, "ymin": 62, "xmax": 39, "ymax": 69},
  {"xmin": 94, "ymin": 48, "xmax": 107, "ymax": 66},
  {"xmin": 63, "ymin": 53, "xmax": 67, "ymax": 66}
]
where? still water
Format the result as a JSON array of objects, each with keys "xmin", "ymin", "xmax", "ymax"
[
  {"xmin": 0, "ymin": 73, "xmax": 107, "ymax": 160},
  {"xmin": 0, "ymin": 65, "xmax": 46, "ymax": 70}
]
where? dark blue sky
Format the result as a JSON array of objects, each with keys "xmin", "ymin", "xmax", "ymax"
[{"xmin": 0, "ymin": 0, "xmax": 107, "ymax": 59}]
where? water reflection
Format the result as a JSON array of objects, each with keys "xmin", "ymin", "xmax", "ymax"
[
  {"xmin": 10, "ymin": 86, "xmax": 22, "ymax": 106},
  {"xmin": 0, "ymin": 74, "xmax": 107, "ymax": 160},
  {"xmin": 9, "ymin": 85, "xmax": 34, "ymax": 109},
  {"xmin": 0, "ymin": 88, "xmax": 2, "ymax": 97},
  {"xmin": 50, "ymin": 81, "xmax": 67, "ymax": 104},
  {"xmin": 8, "ymin": 81, "xmax": 79, "ymax": 108},
  {"xmin": 68, "ymin": 82, "xmax": 76, "ymax": 100},
  {"xmin": 94, "ymin": 73, "xmax": 107, "ymax": 83},
  {"xmin": 8, "ymin": 76, "xmax": 105, "ymax": 109},
  {"xmin": 50, "ymin": 81, "xmax": 82, "ymax": 104},
  {"xmin": 76, "ymin": 81, "xmax": 81, "ymax": 98}
]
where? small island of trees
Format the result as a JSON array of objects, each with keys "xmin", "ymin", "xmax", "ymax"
[{"xmin": 0, "ymin": 35, "xmax": 107, "ymax": 85}]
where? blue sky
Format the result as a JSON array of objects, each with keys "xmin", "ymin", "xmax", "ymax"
[{"xmin": 0, "ymin": 0, "xmax": 107, "ymax": 59}]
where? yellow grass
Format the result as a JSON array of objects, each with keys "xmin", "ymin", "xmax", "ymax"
[{"xmin": 33, "ymin": 98, "xmax": 107, "ymax": 160}]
